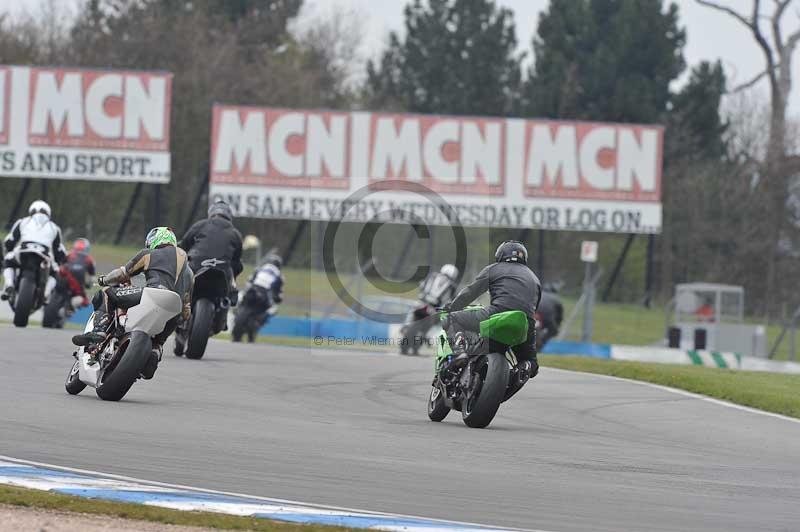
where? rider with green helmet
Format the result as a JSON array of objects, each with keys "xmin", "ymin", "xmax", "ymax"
[{"xmin": 71, "ymin": 227, "xmax": 193, "ymax": 358}]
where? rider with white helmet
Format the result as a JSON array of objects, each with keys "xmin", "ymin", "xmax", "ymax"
[
  {"xmin": 2, "ymin": 200, "xmax": 67, "ymax": 301},
  {"xmin": 419, "ymin": 264, "xmax": 459, "ymax": 307}
]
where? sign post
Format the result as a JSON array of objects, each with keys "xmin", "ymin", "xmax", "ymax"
[{"xmin": 581, "ymin": 241, "xmax": 599, "ymax": 343}]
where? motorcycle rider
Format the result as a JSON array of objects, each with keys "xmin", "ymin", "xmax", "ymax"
[
  {"xmin": 245, "ymin": 252, "xmax": 284, "ymax": 313},
  {"xmin": 419, "ymin": 264, "xmax": 459, "ymax": 308},
  {"xmin": 71, "ymin": 227, "xmax": 192, "ymax": 377},
  {"xmin": 443, "ymin": 241, "xmax": 541, "ymax": 379},
  {"xmin": 59, "ymin": 238, "xmax": 96, "ymax": 309},
  {"xmin": 2, "ymin": 200, "xmax": 67, "ymax": 302},
  {"xmin": 175, "ymin": 201, "xmax": 243, "ymax": 348}
]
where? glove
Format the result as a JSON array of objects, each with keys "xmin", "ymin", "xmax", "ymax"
[{"xmin": 97, "ymin": 276, "xmax": 106, "ymax": 287}]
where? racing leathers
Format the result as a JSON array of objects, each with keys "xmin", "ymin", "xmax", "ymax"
[
  {"xmin": 244, "ymin": 262, "xmax": 284, "ymax": 313},
  {"xmin": 445, "ymin": 261, "xmax": 542, "ymax": 376},
  {"xmin": 3, "ymin": 214, "xmax": 67, "ymax": 300},
  {"xmin": 73, "ymin": 245, "xmax": 193, "ymax": 348},
  {"xmin": 60, "ymin": 250, "xmax": 96, "ymax": 307},
  {"xmin": 179, "ymin": 216, "xmax": 243, "ymax": 293},
  {"xmin": 419, "ymin": 271, "xmax": 457, "ymax": 308}
]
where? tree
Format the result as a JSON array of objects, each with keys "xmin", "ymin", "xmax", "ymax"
[
  {"xmin": 366, "ymin": 0, "xmax": 523, "ymax": 116},
  {"xmin": 669, "ymin": 60, "xmax": 728, "ymax": 161},
  {"xmin": 525, "ymin": 0, "xmax": 686, "ymax": 124},
  {"xmin": 696, "ymin": 0, "xmax": 800, "ymax": 314}
]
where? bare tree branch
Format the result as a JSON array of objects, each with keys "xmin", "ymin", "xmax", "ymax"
[
  {"xmin": 730, "ymin": 67, "xmax": 772, "ymax": 92},
  {"xmin": 695, "ymin": 0, "xmax": 752, "ymax": 28}
]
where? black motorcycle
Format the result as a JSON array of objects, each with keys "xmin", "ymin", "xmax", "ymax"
[
  {"xmin": 399, "ymin": 303, "xmax": 437, "ymax": 355},
  {"xmin": 8, "ymin": 242, "xmax": 52, "ymax": 327},
  {"xmin": 176, "ymin": 257, "xmax": 232, "ymax": 359},
  {"xmin": 232, "ymin": 285, "xmax": 275, "ymax": 343}
]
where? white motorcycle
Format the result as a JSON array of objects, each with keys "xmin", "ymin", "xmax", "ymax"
[
  {"xmin": 8, "ymin": 241, "xmax": 52, "ymax": 327},
  {"xmin": 65, "ymin": 286, "xmax": 182, "ymax": 401}
]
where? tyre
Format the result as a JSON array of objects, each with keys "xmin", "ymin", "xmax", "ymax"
[
  {"xmin": 461, "ymin": 353, "xmax": 509, "ymax": 429},
  {"xmin": 96, "ymin": 331, "xmax": 151, "ymax": 401},
  {"xmin": 64, "ymin": 359, "xmax": 86, "ymax": 395},
  {"xmin": 42, "ymin": 294, "xmax": 64, "ymax": 328},
  {"xmin": 185, "ymin": 298, "xmax": 214, "ymax": 359},
  {"xmin": 232, "ymin": 308, "xmax": 251, "ymax": 343},
  {"xmin": 13, "ymin": 276, "xmax": 36, "ymax": 328},
  {"xmin": 427, "ymin": 382, "xmax": 450, "ymax": 422}
]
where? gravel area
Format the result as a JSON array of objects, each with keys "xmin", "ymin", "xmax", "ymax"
[{"xmin": 0, "ymin": 504, "xmax": 220, "ymax": 532}]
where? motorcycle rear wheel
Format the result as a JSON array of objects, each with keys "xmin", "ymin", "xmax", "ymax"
[
  {"xmin": 13, "ymin": 276, "xmax": 36, "ymax": 328},
  {"xmin": 186, "ymin": 298, "xmax": 214, "ymax": 359},
  {"xmin": 96, "ymin": 331, "xmax": 151, "ymax": 401},
  {"xmin": 461, "ymin": 353, "xmax": 509, "ymax": 429}
]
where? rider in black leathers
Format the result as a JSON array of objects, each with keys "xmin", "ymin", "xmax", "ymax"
[
  {"xmin": 175, "ymin": 201, "xmax": 243, "ymax": 354},
  {"xmin": 444, "ymin": 241, "xmax": 542, "ymax": 378}
]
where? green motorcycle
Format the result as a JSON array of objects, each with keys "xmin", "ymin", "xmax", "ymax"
[{"xmin": 428, "ymin": 305, "xmax": 532, "ymax": 428}]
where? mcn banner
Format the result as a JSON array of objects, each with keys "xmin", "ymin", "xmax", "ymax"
[
  {"xmin": 209, "ymin": 106, "xmax": 663, "ymax": 233},
  {"xmin": 0, "ymin": 65, "xmax": 172, "ymax": 183}
]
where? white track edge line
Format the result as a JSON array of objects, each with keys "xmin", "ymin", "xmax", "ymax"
[
  {"xmin": 545, "ymin": 367, "xmax": 800, "ymax": 425},
  {"xmin": 0, "ymin": 455, "xmax": 555, "ymax": 532}
]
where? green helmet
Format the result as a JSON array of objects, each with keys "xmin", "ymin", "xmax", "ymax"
[{"xmin": 145, "ymin": 227, "xmax": 177, "ymax": 250}]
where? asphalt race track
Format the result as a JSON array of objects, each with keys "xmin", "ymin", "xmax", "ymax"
[{"xmin": 1, "ymin": 325, "xmax": 799, "ymax": 532}]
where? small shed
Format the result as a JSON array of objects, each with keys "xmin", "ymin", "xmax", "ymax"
[{"xmin": 670, "ymin": 283, "xmax": 765, "ymax": 357}]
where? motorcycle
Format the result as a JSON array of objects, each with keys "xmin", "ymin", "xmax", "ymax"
[
  {"xmin": 399, "ymin": 304, "xmax": 437, "ymax": 356},
  {"xmin": 177, "ymin": 257, "xmax": 232, "ymax": 359},
  {"xmin": 8, "ymin": 241, "xmax": 52, "ymax": 327},
  {"xmin": 42, "ymin": 265, "xmax": 87, "ymax": 329},
  {"xmin": 232, "ymin": 285, "xmax": 276, "ymax": 343},
  {"xmin": 65, "ymin": 286, "xmax": 182, "ymax": 401},
  {"xmin": 427, "ymin": 305, "xmax": 531, "ymax": 428}
]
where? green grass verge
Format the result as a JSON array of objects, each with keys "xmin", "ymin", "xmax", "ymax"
[
  {"xmin": 540, "ymin": 355, "xmax": 800, "ymax": 418},
  {"xmin": 0, "ymin": 485, "xmax": 353, "ymax": 531}
]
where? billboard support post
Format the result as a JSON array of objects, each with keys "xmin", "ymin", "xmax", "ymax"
[
  {"xmin": 152, "ymin": 184, "xmax": 161, "ymax": 227},
  {"xmin": 40, "ymin": 179, "xmax": 47, "ymax": 202},
  {"xmin": 391, "ymin": 225, "xmax": 419, "ymax": 279},
  {"xmin": 644, "ymin": 235, "xmax": 656, "ymax": 307},
  {"xmin": 114, "ymin": 183, "xmax": 143, "ymax": 245},
  {"xmin": 6, "ymin": 179, "xmax": 32, "ymax": 230},
  {"xmin": 537, "ymin": 230, "xmax": 545, "ymax": 280},
  {"xmin": 283, "ymin": 220, "xmax": 308, "ymax": 266},
  {"xmin": 182, "ymin": 169, "xmax": 210, "ymax": 236},
  {"xmin": 602, "ymin": 234, "xmax": 636, "ymax": 302}
]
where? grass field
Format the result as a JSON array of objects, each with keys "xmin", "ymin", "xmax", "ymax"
[
  {"xmin": 0, "ymin": 485, "xmax": 351, "ymax": 532},
  {"xmin": 540, "ymin": 355, "xmax": 800, "ymax": 418},
  {"xmin": 86, "ymin": 243, "xmax": 800, "ymax": 360}
]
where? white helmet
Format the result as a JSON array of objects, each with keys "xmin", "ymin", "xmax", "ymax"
[
  {"xmin": 440, "ymin": 264, "xmax": 458, "ymax": 280},
  {"xmin": 28, "ymin": 200, "xmax": 51, "ymax": 218}
]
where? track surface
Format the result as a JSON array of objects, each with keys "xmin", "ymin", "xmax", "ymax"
[{"xmin": 1, "ymin": 325, "xmax": 799, "ymax": 532}]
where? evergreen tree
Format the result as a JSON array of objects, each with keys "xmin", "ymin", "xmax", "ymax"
[{"xmin": 366, "ymin": 0, "xmax": 523, "ymax": 116}]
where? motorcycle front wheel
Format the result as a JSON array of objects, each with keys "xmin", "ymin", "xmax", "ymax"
[
  {"xmin": 64, "ymin": 359, "xmax": 86, "ymax": 395},
  {"xmin": 42, "ymin": 293, "xmax": 65, "ymax": 328},
  {"xmin": 427, "ymin": 382, "xmax": 450, "ymax": 422}
]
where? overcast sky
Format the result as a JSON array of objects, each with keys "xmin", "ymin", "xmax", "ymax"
[{"xmin": 5, "ymin": 0, "xmax": 800, "ymax": 114}]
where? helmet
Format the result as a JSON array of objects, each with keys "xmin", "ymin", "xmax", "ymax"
[
  {"xmin": 73, "ymin": 238, "xmax": 91, "ymax": 253},
  {"xmin": 29, "ymin": 200, "xmax": 51, "ymax": 218},
  {"xmin": 495, "ymin": 240, "xmax": 528, "ymax": 264},
  {"xmin": 440, "ymin": 264, "xmax": 458, "ymax": 280},
  {"xmin": 208, "ymin": 200, "xmax": 233, "ymax": 221},
  {"xmin": 145, "ymin": 227, "xmax": 177, "ymax": 250},
  {"xmin": 263, "ymin": 253, "xmax": 283, "ymax": 268}
]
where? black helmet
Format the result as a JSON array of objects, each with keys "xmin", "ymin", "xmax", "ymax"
[
  {"xmin": 208, "ymin": 200, "xmax": 233, "ymax": 221},
  {"xmin": 495, "ymin": 240, "xmax": 528, "ymax": 264},
  {"xmin": 263, "ymin": 253, "xmax": 283, "ymax": 268}
]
